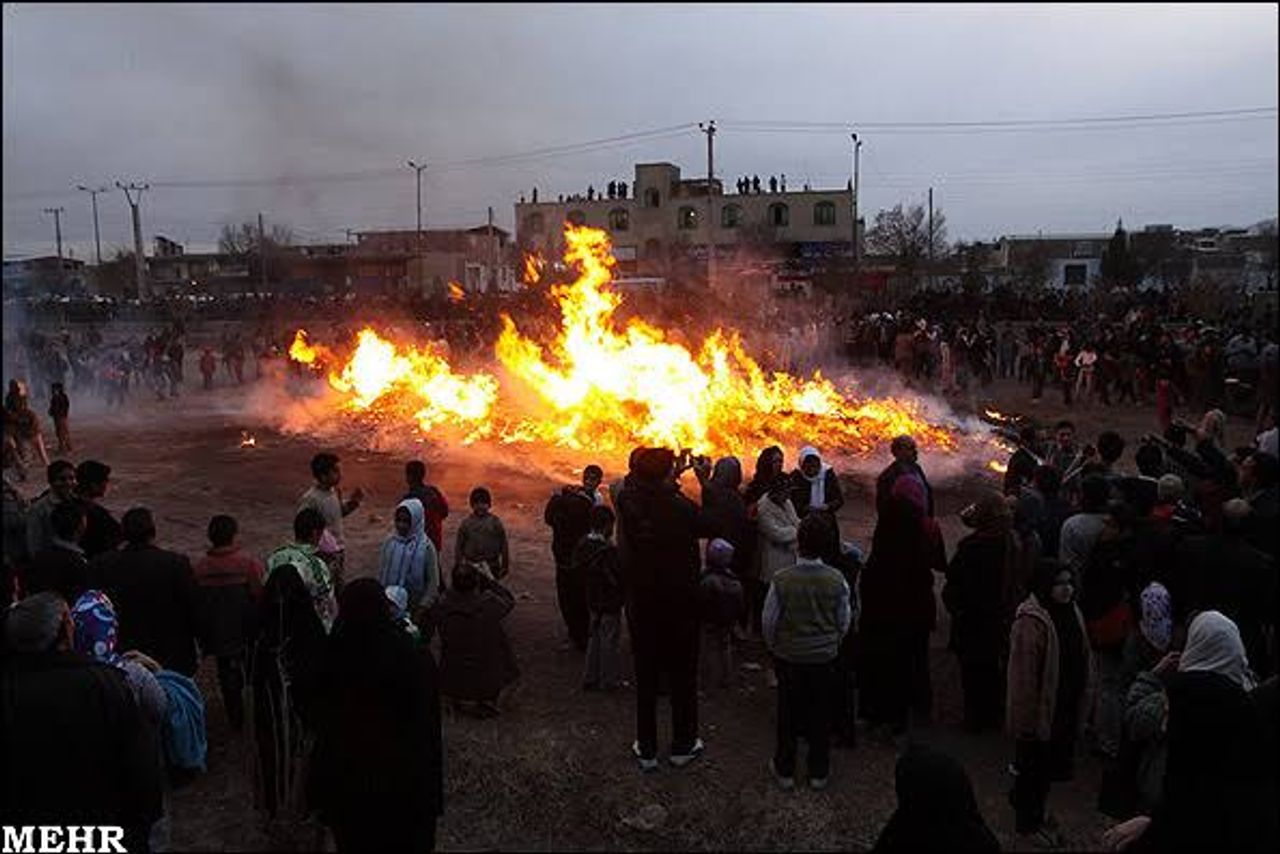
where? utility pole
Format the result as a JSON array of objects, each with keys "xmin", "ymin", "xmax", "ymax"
[
  {"xmin": 850, "ymin": 133, "xmax": 862, "ymax": 278},
  {"xmin": 407, "ymin": 159, "xmax": 427, "ymax": 293},
  {"xmin": 43, "ymin": 207, "xmax": 65, "ymax": 290},
  {"xmin": 116, "ymin": 182, "xmax": 149, "ymax": 299},
  {"xmin": 698, "ymin": 119, "xmax": 716, "ymax": 291},
  {"xmin": 488, "ymin": 205, "xmax": 498, "ymax": 292},
  {"xmin": 76, "ymin": 185, "xmax": 107, "ymax": 265},
  {"xmin": 258, "ymin": 212, "xmax": 268, "ymax": 294},
  {"xmin": 927, "ymin": 187, "xmax": 934, "ymax": 291}
]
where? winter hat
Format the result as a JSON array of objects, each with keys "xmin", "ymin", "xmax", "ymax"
[{"xmin": 705, "ymin": 538, "xmax": 735, "ymax": 569}]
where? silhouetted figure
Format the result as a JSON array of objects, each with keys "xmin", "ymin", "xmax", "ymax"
[
  {"xmin": 770, "ymin": 176, "xmax": 778, "ymax": 193},
  {"xmin": 587, "ymin": 185, "xmax": 595, "ymax": 201},
  {"xmin": 532, "ymin": 188, "xmax": 538, "ymax": 203},
  {"xmin": 619, "ymin": 182, "xmax": 628, "ymax": 199},
  {"xmin": 608, "ymin": 181, "xmax": 616, "ymax": 199},
  {"xmin": 752, "ymin": 175, "xmax": 761, "ymax": 193},
  {"xmin": 781, "ymin": 174, "xmax": 787, "ymax": 192}
]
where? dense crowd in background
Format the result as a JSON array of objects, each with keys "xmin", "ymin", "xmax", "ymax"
[{"xmin": 2, "ymin": 321, "xmax": 1277, "ymax": 851}]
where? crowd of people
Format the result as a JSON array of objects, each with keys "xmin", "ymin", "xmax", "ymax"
[
  {"xmin": 845, "ymin": 306, "xmax": 1277, "ymax": 428},
  {"xmin": 2, "ymin": 376, "xmax": 1275, "ymax": 850}
]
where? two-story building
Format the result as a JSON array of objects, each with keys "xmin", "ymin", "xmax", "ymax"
[{"xmin": 514, "ymin": 162, "xmax": 855, "ymax": 282}]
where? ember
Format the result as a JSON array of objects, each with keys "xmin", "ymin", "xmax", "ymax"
[
  {"xmin": 289, "ymin": 224, "xmax": 964, "ymax": 459},
  {"xmin": 240, "ymin": 431, "xmax": 257, "ymax": 448},
  {"xmin": 448, "ymin": 282, "xmax": 466, "ymax": 303}
]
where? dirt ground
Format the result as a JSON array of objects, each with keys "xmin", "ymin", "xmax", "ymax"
[{"xmin": 25, "ymin": 371, "xmax": 1260, "ymax": 852}]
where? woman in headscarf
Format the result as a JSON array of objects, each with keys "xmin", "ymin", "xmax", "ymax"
[
  {"xmin": 308, "ymin": 578, "xmax": 443, "ymax": 853},
  {"xmin": 247, "ymin": 564, "xmax": 327, "ymax": 832},
  {"xmin": 1105, "ymin": 583, "xmax": 1175, "ymax": 819},
  {"xmin": 858, "ymin": 472, "xmax": 945, "ymax": 735},
  {"xmin": 1007, "ymin": 558, "xmax": 1093, "ymax": 848},
  {"xmin": 70, "ymin": 589, "xmax": 166, "ymax": 851},
  {"xmin": 741, "ymin": 446, "xmax": 784, "ymax": 636},
  {"xmin": 872, "ymin": 743, "xmax": 1000, "ymax": 852},
  {"xmin": 427, "ymin": 560, "xmax": 520, "ymax": 717},
  {"xmin": 789, "ymin": 446, "xmax": 845, "ymax": 525},
  {"xmin": 1105, "ymin": 611, "xmax": 1267, "ymax": 852},
  {"xmin": 377, "ymin": 498, "xmax": 439, "ymax": 612},
  {"xmin": 943, "ymin": 490, "xmax": 1020, "ymax": 732},
  {"xmin": 699, "ymin": 457, "xmax": 749, "ymax": 575}
]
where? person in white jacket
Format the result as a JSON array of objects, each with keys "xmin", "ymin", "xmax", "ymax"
[{"xmin": 757, "ymin": 475, "xmax": 799, "ymax": 688}]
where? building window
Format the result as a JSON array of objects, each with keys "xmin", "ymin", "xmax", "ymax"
[
  {"xmin": 813, "ymin": 201, "xmax": 836, "ymax": 226},
  {"xmin": 523, "ymin": 212, "xmax": 545, "ymax": 234},
  {"xmin": 721, "ymin": 204, "xmax": 743, "ymax": 228},
  {"xmin": 1063, "ymin": 263, "xmax": 1087, "ymax": 286},
  {"xmin": 567, "ymin": 210, "xmax": 586, "ymax": 227},
  {"xmin": 768, "ymin": 203, "xmax": 790, "ymax": 227},
  {"xmin": 678, "ymin": 206, "xmax": 699, "ymax": 230},
  {"xmin": 644, "ymin": 187, "xmax": 661, "ymax": 208},
  {"xmin": 609, "ymin": 208, "xmax": 630, "ymax": 231}
]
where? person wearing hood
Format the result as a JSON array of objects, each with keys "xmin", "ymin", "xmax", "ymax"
[
  {"xmin": 1007, "ymin": 558, "xmax": 1093, "ymax": 848},
  {"xmin": 378, "ymin": 498, "xmax": 439, "ymax": 613},
  {"xmin": 699, "ymin": 537, "xmax": 745, "ymax": 691},
  {"xmin": 700, "ymin": 456, "xmax": 750, "ymax": 571},
  {"xmin": 872, "ymin": 744, "xmax": 1000, "ymax": 852},
  {"xmin": 789, "ymin": 446, "xmax": 844, "ymax": 525},
  {"xmin": 943, "ymin": 490, "xmax": 1023, "ymax": 732},
  {"xmin": 1104, "ymin": 611, "xmax": 1268, "ymax": 853},
  {"xmin": 309, "ymin": 579, "xmax": 443, "ymax": 852},
  {"xmin": 742, "ymin": 446, "xmax": 785, "ymax": 635},
  {"xmin": 616, "ymin": 447, "xmax": 707, "ymax": 770},
  {"xmin": 426, "ymin": 560, "xmax": 519, "ymax": 717},
  {"xmin": 859, "ymin": 470, "xmax": 946, "ymax": 736}
]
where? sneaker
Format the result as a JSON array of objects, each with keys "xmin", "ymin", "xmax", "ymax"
[
  {"xmin": 631, "ymin": 741, "xmax": 658, "ymax": 773},
  {"xmin": 669, "ymin": 738, "xmax": 705, "ymax": 768},
  {"xmin": 769, "ymin": 759, "xmax": 795, "ymax": 791},
  {"xmin": 809, "ymin": 776, "xmax": 829, "ymax": 791}
]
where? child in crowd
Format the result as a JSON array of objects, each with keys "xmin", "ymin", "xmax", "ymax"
[
  {"xmin": 384, "ymin": 585, "xmax": 423, "ymax": 646},
  {"xmin": 455, "ymin": 487, "xmax": 510, "ymax": 581},
  {"xmin": 427, "ymin": 561, "xmax": 519, "ymax": 718},
  {"xmin": 699, "ymin": 538, "xmax": 745, "ymax": 690},
  {"xmin": 575, "ymin": 504, "xmax": 624, "ymax": 691}
]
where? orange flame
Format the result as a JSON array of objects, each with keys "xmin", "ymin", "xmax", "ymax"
[
  {"xmin": 523, "ymin": 251, "xmax": 545, "ymax": 286},
  {"xmin": 289, "ymin": 329, "xmax": 324, "ymax": 364},
  {"xmin": 289, "ymin": 224, "xmax": 960, "ymax": 458},
  {"xmin": 988, "ymin": 459, "xmax": 1008, "ymax": 474},
  {"xmin": 447, "ymin": 282, "xmax": 465, "ymax": 303}
]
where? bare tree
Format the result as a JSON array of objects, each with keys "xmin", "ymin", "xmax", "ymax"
[
  {"xmin": 217, "ymin": 221, "xmax": 294, "ymax": 256},
  {"xmin": 864, "ymin": 203, "xmax": 948, "ymax": 282}
]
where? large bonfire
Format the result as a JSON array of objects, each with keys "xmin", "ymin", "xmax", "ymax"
[{"xmin": 288, "ymin": 224, "xmax": 959, "ymax": 459}]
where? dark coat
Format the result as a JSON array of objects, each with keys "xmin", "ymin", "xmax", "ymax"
[
  {"xmin": 78, "ymin": 498, "xmax": 122, "ymax": 560},
  {"xmin": 616, "ymin": 475, "xmax": 703, "ymax": 617},
  {"xmin": 700, "ymin": 460, "xmax": 751, "ymax": 572},
  {"xmin": 574, "ymin": 535, "xmax": 624, "ymax": 614},
  {"xmin": 1179, "ymin": 533, "xmax": 1276, "ymax": 678},
  {"xmin": 942, "ymin": 532, "xmax": 1011, "ymax": 656},
  {"xmin": 427, "ymin": 580, "xmax": 519, "ymax": 702},
  {"xmin": 1, "ymin": 651, "xmax": 162, "ymax": 832},
  {"xmin": 308, "ymin": 620, "xmax": 443, "ymax": 824},
  {"xmin": 876, "ymin": 459, "xmax": 934, "ymax": 518},
  {"xmin": 193, "ymin": 546, "xmax": 263, "ymax": 658},
  {"xmin": 25, "ymin": 543, "xmax": 90, "ymax": 604},
  {"xmin": 861, "ymin": 502, "xmax": 945, "ymax": 634},
  {"xmin": 90, "ymin": 543, "xmax": 200, "ymax": 676},
  {"xmin": 1151, "ymin": 670, "xmax": 1267, "ymax": 852},
  {"xmin": 544, "ymin": 487, "xmax": 595, "ymax": 567},
  {"xmin": 789, "ymin": 467, "xmax": 845, "ymax": 520}
]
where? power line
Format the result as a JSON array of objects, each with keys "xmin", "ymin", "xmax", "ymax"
[{"xmin": 720, "ymin": 106, "xmax": 1277, "ymax": 131}]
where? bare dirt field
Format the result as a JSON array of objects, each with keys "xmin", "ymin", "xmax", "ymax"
[{"xmin": 28, "ymin": 371, "xmax": 1260, "ymax": 852}]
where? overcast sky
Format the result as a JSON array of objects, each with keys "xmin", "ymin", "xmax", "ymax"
[{"xmin": 3, "ymin": 3, "xmax": 1277, "ymax": 259}]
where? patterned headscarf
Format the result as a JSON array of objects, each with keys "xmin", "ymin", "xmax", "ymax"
[
  {"xmin": 71, "ymin": 589, "xmax": 122, "ymax": 667},
  {"xmin": 1138, "ymin": 582, "xmax": 1172, "ymax": 652}
]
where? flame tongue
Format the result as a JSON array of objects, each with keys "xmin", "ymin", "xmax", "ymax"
[{"xmin": 288, "ymin": 224, "xmax": 958, "ymax": 458}]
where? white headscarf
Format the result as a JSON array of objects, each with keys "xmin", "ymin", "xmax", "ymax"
[
  {"xmin": 798, "ymin": 446, "xmax": 831, "ymax": 510},
  {"xmin": 1179, "ymin": 610, "xmax": 1255, "ymax": 691},
  {"xmin": 378, "ymin": 498, "xmax": 437, "ymax": 608}
]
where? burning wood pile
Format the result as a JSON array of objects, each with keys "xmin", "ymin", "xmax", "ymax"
[{"xmin": 287, "ymin": 224, "xmax": 965, "ymax": 460}]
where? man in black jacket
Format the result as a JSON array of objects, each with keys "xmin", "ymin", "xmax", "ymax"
[
  {"xmin": 544, "ymin": 464, "xmax": 603, "ymax": 651},
  {"xmin": 1, "ymin": 592, "xmax": 162, "ymax": 851},
  {"xmin": 89, "ymin": 506, "xmax": 200, "ymax": 675},
  {"xmin": 25, "ymin": 499, "xmax": 89, "ymax": 603},
  {"xmin": 617, "ymin": 448, "xmax": 708, "ymax": 770},
  {"xmin": 75, "ymin": 459, "xmax": 122, "ymax": 559}
]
